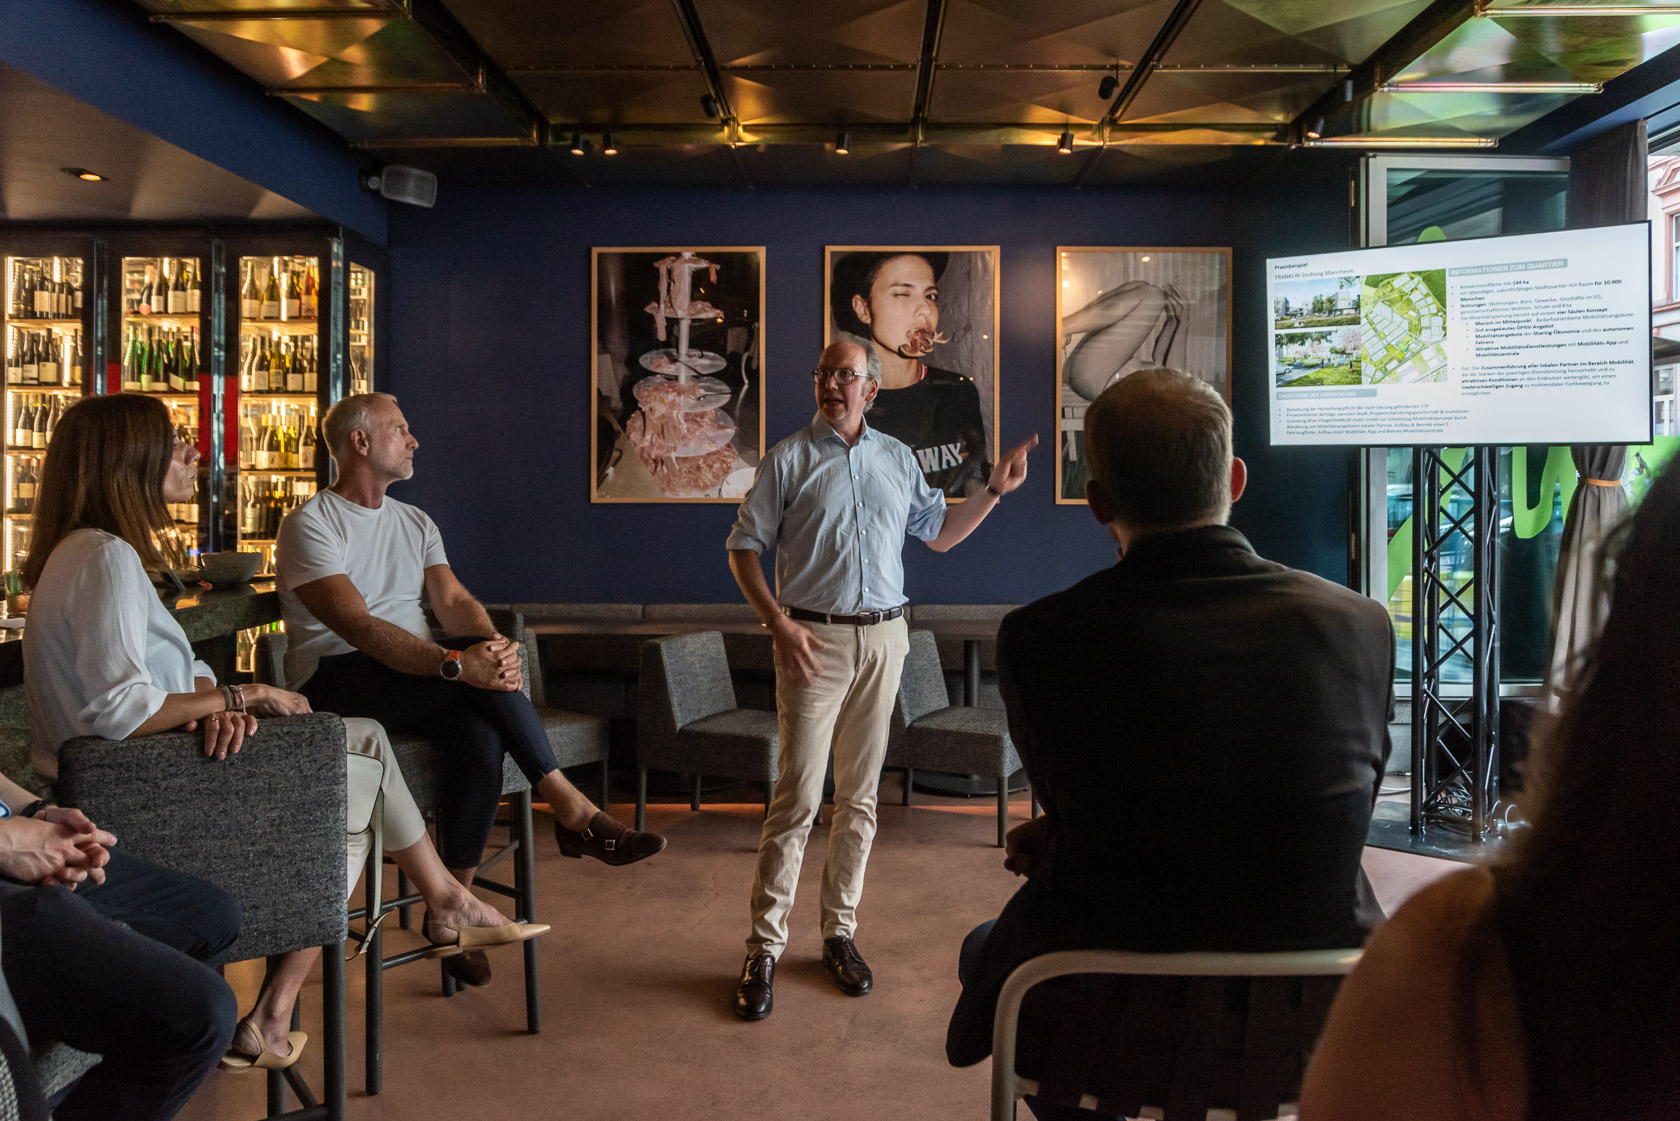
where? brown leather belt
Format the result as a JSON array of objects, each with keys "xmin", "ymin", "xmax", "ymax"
[{"xmin": 782, "ymin": 605, "xmax": 904, "ymax": 627}]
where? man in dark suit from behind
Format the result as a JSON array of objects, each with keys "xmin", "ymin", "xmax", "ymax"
[{"xmin": 946, "ymin": 368, "xmax": 1393, "ymax": 1116}]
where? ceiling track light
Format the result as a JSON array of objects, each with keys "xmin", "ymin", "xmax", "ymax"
[
  {"xmin": 569, "ymin": 131, "xmax": 585, "ymax": 155},
  {"xmin": 1304, "ymin": 136, "xmax": 1498, "ymax": 148},
  {"xmin": 835, "ymin": 130, "xmax": 850, "ymax": 155},
  {"xmin": 700, "ymin": 92, "xmax": 720, "ymax": 119},
  {"xmin": 1098, "ymin": 62, "xmax": 1120, "ymax": 100},
  {"xmin": 62, "ymin": 167, "xmax": 107, "ymax": 181},
  {"xmin": 1056, "ymin": 129, "xmax": 1075, "ymax": 153},
  {"xmin": 1479, "ymin": 3, "xmax": 1678, "ymax": 13},
  {"xmin": 1382, "ymin": 80, "xmax": 1603, "ymax": 94},
  {"xmin": 602, "ymin": 130, "xmax": 618, "ymax": 155}
]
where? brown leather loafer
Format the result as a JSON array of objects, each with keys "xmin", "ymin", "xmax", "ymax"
[
  {"xmin": 443, "ymin": 949, "xmax": 492, "ymax": 988},
  {"xmin": 555, "ymin": 811, "xmax": 667, "ymax": 866},
  {"xmin": 733, "ymin": 952, "xmax": 775, "ymax": 1021},
  {"xmin": 821, "ymin": 936, "xmax": 873, "ymax": 997}
]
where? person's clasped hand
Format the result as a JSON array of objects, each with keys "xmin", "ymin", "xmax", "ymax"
[
  {"xmin": 0, "ymin": 809, "xmax": 116, "ymax": 889},
  {"xmin": 462, "ymin": 636, "xmax": 522, "ymax": 692},
  {"xmin": 183, "ymin": 710, "xmax": 259, "ymax": 761},
  {"xmin": 1003, "ymin": 815, "xmax": 1053, "ymax": 879}
]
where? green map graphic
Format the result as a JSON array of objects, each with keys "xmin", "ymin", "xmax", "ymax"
[{"xmin": 1361, "ymin": 270, "xmax": 1448, "ymax": 385}]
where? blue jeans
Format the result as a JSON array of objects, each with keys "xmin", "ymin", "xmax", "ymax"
[
  {"xmin": 960, "ymin": 920, "xmax": 1118, "ymax": 1121},
  {"xmin": 1, "ymin": 847, "xmax": 240, "ymax": 1121}
]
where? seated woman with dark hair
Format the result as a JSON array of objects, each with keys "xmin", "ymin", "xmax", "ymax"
[
  {"xmin": 22, "ymin": 393, "xmax": 545, "ymax": 1075},
  {"xmin": 1299, "ymin": 461, "xmax": 1680, "ymax": 1120}
]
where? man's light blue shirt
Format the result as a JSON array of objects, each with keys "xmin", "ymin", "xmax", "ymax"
[{"xmin": 726, "ymin": 415, "xmax": 947, "ymax": 614}]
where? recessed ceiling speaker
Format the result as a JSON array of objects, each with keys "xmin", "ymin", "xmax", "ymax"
[{"xmin": 360, "ymin": 164, "xmax": 438, "ymax": 208}]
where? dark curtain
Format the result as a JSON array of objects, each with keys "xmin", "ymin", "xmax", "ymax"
[{"xmin": 1549, "ymin": 120, "xmax": 1645, "ymax": 699}]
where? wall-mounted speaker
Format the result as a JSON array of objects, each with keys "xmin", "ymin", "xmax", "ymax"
[{"xmin": 360, "ymin": 164, "xmax": 438, "ymax": 208}]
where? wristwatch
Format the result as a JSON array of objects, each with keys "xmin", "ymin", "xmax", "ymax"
[{"xmin": 439, "ymin": 649, "xmax": 464, "ymax": 681}]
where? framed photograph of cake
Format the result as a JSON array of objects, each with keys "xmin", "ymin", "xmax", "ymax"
[
  {"xmin": 591, "ymin": 246, "xmax": 766, "ymax": 503},
  {"xmin": 1055, "ymin": 246, "xmax": 1232, "ymax": 504},
  {"xmin": 824, "ymin": 246, "xmax": 1000, "ymax": 500}
]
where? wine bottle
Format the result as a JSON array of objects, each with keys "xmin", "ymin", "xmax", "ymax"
[
  {"xmin": 300, "ymin": 408, "xmax": 317, "ymax": 468},
  {"xmin": 45, "ymin": 394, "xmax": 62, "ymax": 444},
  {"xmin": 68, "ymin": 329, "xmax": 82, "ymax": 388},
  {"xmin": 72, "ymin": 273, "xmax": 83, "ymax": 314},
  {"xmin": 19, "ymin": 334, "xmax": 38, "ymax": 386},
  {"xmin": 13, "ymin": 397, "xmax": 32, "ymax": 448},
  {"xmin": 38, "ymin": 333, "xmax": 58, "ymax": 387},
  {"xmin": 138, "ymin": 266, "xmax": 156, "ymax": 317},
  {"xmin": 5, "ymin": 333, "xmax": 20, "ymax": 386},
  {"xmin": 166, "ymin": 259, "xmax": 183, "ymax": 315},
  {"xmin": 184, "ymin": 329, "xmax": 199, "ymax": 391},
  {"xmin": 267, "ymin": 339, "xmax": 285, "ymax": 393},
  {"xmin": 302, "ymin": 262, "xmax": 318, "ymax": 319},
  {"xmin": 285, "ymin": 341, "xmax": 304, "ymax": 393},
  {"xmin": 14, "ymin": 459, "xmax": 35, "ymax": 514},
  {"xmin": 136, "ymin": 328, "xmax": 154, "ymax": 393},
  {"xmin": 303, "ymin": 338, "xmax": 318, "ymax": 394},
  {"xmin": 283, "ymin": 265, "xmax": 302, "ymax": 319},
  {"xmin": 241, "ymin": 263, "xmax": 260, "ymax": 319},
  {"xmin": 30, "ymin": 269, "xmax": 46, "ymax": 318},
  {"xmin": 262, "ymin": 265, "xmax": 280, "ymax": 319},
  {"xmin": 122, "ymin": 327, "xmax": 142, "ymax": 392},
  {"xmin": 32, "ymin": 394, "xmax": 48, "ymax": 450}
]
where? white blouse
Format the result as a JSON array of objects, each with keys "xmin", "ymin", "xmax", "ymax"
[{"xmin": 23, "ymin": 529, "xmax": 212, "ymax": 779}]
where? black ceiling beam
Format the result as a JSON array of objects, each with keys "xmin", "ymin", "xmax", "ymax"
[
  {"xmin": 1074, "ymin": 0, "xmax": 1205, "ymax": 186},
  {"xmin": 1287, "ymin": 0, "xmax": 1476, "ymax": 142},
  {"xmin": 407, "ymin": 0, "xmax": 549, "ymax": 145},
  {"xmin": 910, "ymin": 0, "xmax": 949, "ymax": 145},
  {"xmin": 669, "ymin": 0, "xmax": 737, "ymax": 128}
]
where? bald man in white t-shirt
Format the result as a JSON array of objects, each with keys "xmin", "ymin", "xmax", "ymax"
[{"xmin": 276, "ymin": 393, "xmax": 664, "ymax": 986}]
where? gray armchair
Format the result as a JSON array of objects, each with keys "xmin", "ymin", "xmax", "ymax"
[
  {"xmin": 55, "ymin": 712, "xmax": 350, "ymax": 1121},
  {"xmin": 636, "ymin": 631, "xmax": 780, "ymax": 831},
  {"xmin": 886, "ymin": 629, "xmax": 1025, "ymax": 848}
]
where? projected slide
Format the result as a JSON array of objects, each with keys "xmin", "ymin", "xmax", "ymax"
[{"xmin": 1267, "ymin": 222, "xmax": 1652, "ymax": 447}]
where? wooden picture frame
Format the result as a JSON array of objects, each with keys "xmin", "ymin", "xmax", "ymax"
[
  {"xmin": 591, "ymin": 246, "xmax": 766, "ymax": 503},
  {"xmin": 824, "ymin": 245, "xmax": 1001, "ymax": 501},
  {"xmin": 1055, "ymin": 246, "xmax": 1233, "ymax": 504}
]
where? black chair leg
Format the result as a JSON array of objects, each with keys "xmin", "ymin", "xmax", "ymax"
[
  {"xmin": 265, "ymin": 961, "xmax": 290, "ymax": 1117},
  {"xmin": 396, "ymin": 870, "xmax": 412, "ymax": 930},
  {"xmin": 365, "ymin": 851, "xmax": 383, "ymax": 1097},
  {"xmin": 514, "ymin": 789, "xmax": 542, "ymax": 1034},
  {"xmin": 636, "ymin": 767, "xmax": 648, "ymax": 831},
  {"xmin": 997, "ymin": 778, "xmax": 1008, "ymax": 848},
  {"xmin": 692, "ymin": 772, "xmax": 702, "ymax": 812},
  {"xmin": 903, "ymin": 767, "xmax": 913, "ymax": 807},
  {"xmin": 1030, "ymin": 791, "xmax": 1040, "ymax": 819},
  {"xmin": 323, "ymin": 941, "xmax": 348, "ymax": 1121},
  {"xmin": 599, "ymin": 751, "xmax": 611, "ymax": 812}
]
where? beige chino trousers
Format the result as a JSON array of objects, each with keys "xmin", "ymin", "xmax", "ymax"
[
  {"xmin": 747, "ymin": 616, "xmax": 909, "ymax": 957},
  {"xmin": 343, "ymin": 716, "xmax": 427, "ymax": 895}
]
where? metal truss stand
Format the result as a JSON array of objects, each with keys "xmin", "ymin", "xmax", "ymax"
[{"xmin": 1410, "ymin": 446, "xmax": 1503, "ymax": 841}]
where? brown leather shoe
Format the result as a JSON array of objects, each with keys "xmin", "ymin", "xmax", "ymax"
[
  {"xmin": 443, "ymin": 949, "xmax": 492, "ymax": 988},
  {"xmin": 554, "ymin": 811, "xmax": 667, "ymax": 866},
  {"xmin": 822, "ymin": 936, "xmax": 873, "ymax": 996},
  {"xmin": 733, "ymin": 952, "xmax": 775, "ymax": 1021}
]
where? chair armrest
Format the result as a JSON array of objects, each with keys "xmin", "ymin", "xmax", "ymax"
[{"xmin": 55, "ymin": 712, "xmax": 349, "ymax": 961}]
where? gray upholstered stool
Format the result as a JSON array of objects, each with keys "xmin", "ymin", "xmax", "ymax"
[
  {"xmin": 636, "ymin": 631, "xmax": 780, "ymax": 831},
  {"xmin": 58, "ymin": 714, "xmax": 352, "ymax": 1121},
  {"xmin": 253, "ymin": 618, "xmax": 556, "ymax": 1098},
  {"xmin": 887, "ymin": 629, "xmax": 1026, "ymax": 847}
]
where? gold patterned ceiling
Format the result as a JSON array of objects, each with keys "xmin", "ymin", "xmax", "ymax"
[{"xmin": 135, "ymin": 0, "xmax": 1680, "ymax": 183}]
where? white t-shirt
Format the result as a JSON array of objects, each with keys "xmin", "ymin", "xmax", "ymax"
[
  {"xmin": 275, "ymin": 488, "xmax": 447, "ymax": 689},
  {"xmin": 23, "ymin": 529, "xmax": 214, "ymax": 779}
]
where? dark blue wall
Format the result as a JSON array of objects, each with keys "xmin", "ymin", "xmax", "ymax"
[{"xmin": 385, "ymin": 180, "xmax": 1357, "ymax": 604}]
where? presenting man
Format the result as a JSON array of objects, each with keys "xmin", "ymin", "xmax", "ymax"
[
  {"xmin": 276, "ymin": 393, "xmax": 664, "ymax": 988},
  {"xmin": 946, "ymin": 370, "xmax": 1393, "ymax": 1111},
  {"xmin": 725, "ymin": 340, "xmax": 1035, "ymax": 1021}
]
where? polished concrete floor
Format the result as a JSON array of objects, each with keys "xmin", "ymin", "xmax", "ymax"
[{"xmin": 178, "ymin": 780, "xmax": 1459, "ymax": 1121}]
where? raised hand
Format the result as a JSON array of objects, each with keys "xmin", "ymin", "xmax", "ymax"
[{"xmin": 988, "ymin": 434, "xmax": 1039, "ymax": 496}]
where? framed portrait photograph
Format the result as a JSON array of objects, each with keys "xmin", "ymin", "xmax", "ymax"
[
  {"xmin": 1056, "ymin": 247, "xmax": 1232, "ymax": 504},
  {"xmin": 824, "ymin": 246, "xmax": 1000, "ymax": 499},
  {"xmin": 592, "ymin": 247, "xmax": 766, "ymax": 503}
]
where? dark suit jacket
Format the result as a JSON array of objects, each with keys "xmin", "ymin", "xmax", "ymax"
[{"xmin": 946, "ymin": 524, "xmax": 1394, "ymax": 1066}]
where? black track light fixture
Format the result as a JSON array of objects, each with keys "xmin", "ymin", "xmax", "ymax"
[
  {"xmin": 603, "ymin": 130, "xmax": 618, "ymax": 156},
  {"xmin": 569, "ymin": 131, "xmax": 585, "ymax": 155},
  {"xmin": 1057, "ymin": 130, "xmax": 1074, "ymax": 154},
  {"xmin": 835, "ymin": 130, "xmax": 850, "ymax": 155},
  {"xmin": 1098, "ymin": 73, "xmax": 1119, "ymax": 99},
  {"xmin": 700, "ymin": 93, "xmax": 720, "ymax": 119}
]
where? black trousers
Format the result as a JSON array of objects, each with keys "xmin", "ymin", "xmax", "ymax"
[
  {"xmin": 301, "ymin": 636, "xmax": 560, "ymax": 868},
  {"xmin": 0, "ymin": 847, "xmax": 240, "ymax": 1121}
]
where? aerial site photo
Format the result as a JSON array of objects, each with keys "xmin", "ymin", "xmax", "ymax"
[{"xmin": 1360, "ymin": 270, "xmax": 1448, "ymax": 385}]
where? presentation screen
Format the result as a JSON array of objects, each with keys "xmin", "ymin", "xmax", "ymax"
[{"xmin": 1267, "ymin": 222, "xmax": 1653, "ymax": 447}]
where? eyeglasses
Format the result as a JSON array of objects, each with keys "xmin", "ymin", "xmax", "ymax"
[{"xmin": 812, "ymin": 366, "xmax": 869, "ymax": 386}]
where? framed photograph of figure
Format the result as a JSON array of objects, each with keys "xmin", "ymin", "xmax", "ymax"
[
  {"xmin": 1055, "ymin": 247, "xmax": 1232, "ymax": 504},
  {"xmin": 591, "ymin": 247, "xmax": 766, "ymax": 502},
  {"xmin": 824, "ymin": 246, "xmax": 1000, "ymax": 500}
]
